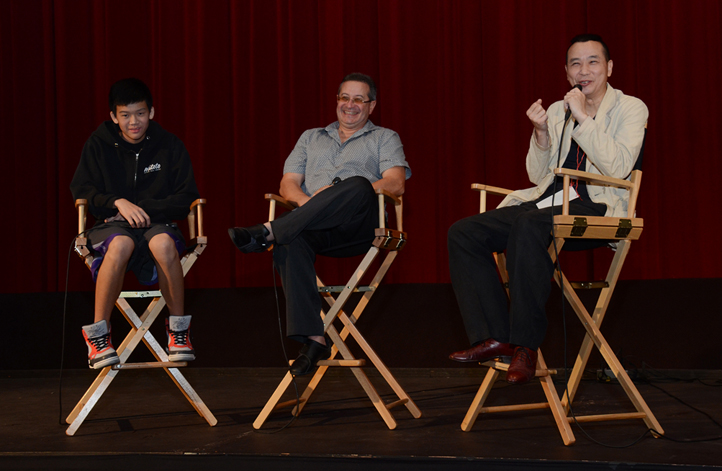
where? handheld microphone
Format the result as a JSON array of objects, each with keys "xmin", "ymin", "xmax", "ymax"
[{"xmin": 564, "ymin": 84, "xmax": 583, "ymax": 121}]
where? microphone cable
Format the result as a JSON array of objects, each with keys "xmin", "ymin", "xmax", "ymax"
[{"xmin": 58, "ymin": 226, "xmax": 100, "ymax": 426}]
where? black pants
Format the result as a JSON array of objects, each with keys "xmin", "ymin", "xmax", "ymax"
[
  {"xmin": 447, "ymin": 199, "xmax": 607, "ymax": 350},
  {"xmin": 271, "ymin": 176, "xmax": 378, "ymax": 342}
]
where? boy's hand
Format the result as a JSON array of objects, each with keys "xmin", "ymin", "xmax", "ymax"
[{"xmin": 108, "ymin": 198, "xmax": 151, "ymax": 228}]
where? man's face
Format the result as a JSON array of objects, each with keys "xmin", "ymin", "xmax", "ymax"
[
  {"xmin": 336, "ymin": 81, "xmax": 376, "ymax": 132},
  {"xmin": 565, "ymin": 41, "xmax": 613, "ymax": 101},
  {"xmin": 110, "ymin": 101, "xmax": 154, "ymax": 144}
]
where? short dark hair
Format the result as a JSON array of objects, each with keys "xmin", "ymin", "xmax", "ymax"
[
  {"xmin": 338, "ymin": 73, "xmax": 377, "ymax": 101},
  {"xmin": 567, "ymin": 34, "xmax": 610, "ymax": 62},
  {"xmin": 109, "ymin": 78, "xmax": 153, "ymax": 113}
]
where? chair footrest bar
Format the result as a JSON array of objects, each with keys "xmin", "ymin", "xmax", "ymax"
[
  {"xmin": 482, "ymin": 360, "xmax": 553, "ymax": 377},
  {"xmin": 385, "ymin": 398, "xmax": 409, "ymax": 410},
  {"xmin": 566, "ymin": 412, "xmax": 648, "ymax": 423},
  {"xmin": 317, "ymin": 359, "xmax": 366, "ymax": 367},
  {"xmin": 118, "ymin": 291, "xmax": 162, "ymax": 298},
  {"xmin": 275, "ymin": 398, "xmax": 306, "ymax": 411},
  {"xmin": 112, "ymin": 361, "xmax": 187, "ymax": 369},
  {"xmin": 287, "ymin": 359, "xmax": 366, "ymax": 367},
  {"xmin": 481, "ymin": 402, "xmax": 550, "ymax": 414},
  {"xmin": 570, "ymin": 281, "xmax": 610, "ymax": 289},
  {"xmin": 318, "ymin": 285, "xmax": 373, "ymax": 293}
]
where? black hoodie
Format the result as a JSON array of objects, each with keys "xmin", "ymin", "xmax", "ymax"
[{"xmin": 70, "ymin": 120, "xmax": 200, "ymax": 224}]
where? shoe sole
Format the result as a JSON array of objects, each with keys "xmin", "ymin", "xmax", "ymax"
[
  {"xmin": 89, "ymin": 356, "xmax": 120, "ymax": 369},
  {"xmin": 168, "ymin": 352, "xmax": 196, "ymax": 362},
  {"xmin": 228, "ymin": 228, "xmax": 270, "ymax": 253},
  {"xmin": 449, "ymin": 354, "xmax": 512, "ymax": 363},
  {"xmin": 289, "ymin": 350, "xmax": 331, "ymax": 376}
]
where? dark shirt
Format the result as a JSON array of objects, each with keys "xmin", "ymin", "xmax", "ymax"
[{"xmin": 537, "ymin": 121, "xmax": 591, "ymax": 202}]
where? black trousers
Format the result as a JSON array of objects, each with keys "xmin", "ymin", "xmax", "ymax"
[
  {"xmin": 447, "ymin": 199, "xmax": 607, "ymax": 350},
  {"xmin": 271, "ymin": 176, "xmax": 378, "ymax": 342}
]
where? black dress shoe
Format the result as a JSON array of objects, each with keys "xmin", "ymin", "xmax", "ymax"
[
  {"xmin": 289, "ymin": 340, "xmax": 331, "ymax": 376},
  {"xmin": 228, "ymin": 225, "xmax": 271, "ymax": 253},
  {"xmin": 506, "ymin": 346, "xmax": 538, "ymax": 385},
  {"xmin": 449, "ymin": 338, "xmax": 515, "ymax": 363}
]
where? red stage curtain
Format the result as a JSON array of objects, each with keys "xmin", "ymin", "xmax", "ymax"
[{"xmin": 2, "ymin": 0, "xmax": 721, "ymax": 293}]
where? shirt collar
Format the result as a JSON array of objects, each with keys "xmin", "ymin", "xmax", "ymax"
[{"xmin": 325, "ymin": 120, "xmax": 376, "ymax": 143}]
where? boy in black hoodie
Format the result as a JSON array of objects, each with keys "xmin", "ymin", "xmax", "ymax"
[{"xmin": 70, "ymin": 78, "xmax": 200, "ymax": 369}]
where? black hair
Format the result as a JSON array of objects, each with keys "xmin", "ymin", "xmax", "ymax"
[
  {"xmin": 338, "ymin": 73, "xmax": 377, "ymax": 102},
  {"xmin": 108, "ymin": 78, "xmax": 153, "ymax": 113},
  {"xmin": 567, "ymin": 34, "xmax": 610, "ymax": 62}
]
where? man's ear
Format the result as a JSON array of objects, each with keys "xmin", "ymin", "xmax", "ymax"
[
  {"xmin": 110, "ymin": 111, "xmax": 119, "ymax": 124},
  {"xmin": 149, "ymin": 106, "xmax": 155, "ymax": 120}
]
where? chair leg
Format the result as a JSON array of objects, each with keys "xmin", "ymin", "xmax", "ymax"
[
  {"xmin": 253, "ymin": 372, "xmax": 297, "ymax": 430},
  {"xmin": 536, "ymin": 351, "xmax": 575, "ymax": 445},
  {"xmin": 461, "ymin": 367, "xmax": 499, "ymax": 431},
  {"xmin": 291, "ymin": 323, "xmax": 346, "ymax": 417},
  {"xmin": 556, "ymin": 268, "xmax": 664, "ymax": 435},
  {"xmin": 295, "ymin": 322, "xmax": 402, "ymax": 429},
  {"xmin": 65, "ymin": 366, "xmax": 119, "ymax": 436},
  {"xmin": 317, "ymin": 274, "xmax": 422, "ymax": 418},
  {"xmin": 560, "ymin": 240, "xmax": 631, "ymax": 409},
  {"xmin": 64, "ymin": 299, "xmax": 159, "ymax": 435},
  {"xmin": 348, "ymin": 366, "xmax": 398, "ymax": 429},
  {"xmin": 338, "ymin": 311, "xmax": 422, "ymax": 418},
  {"xmin": 161, "ymin": 367, "xmax": 217, "ymax": 426},
  {"xmin": 123, "ymin": 300, "xmax": 217, "ymax": 427}
]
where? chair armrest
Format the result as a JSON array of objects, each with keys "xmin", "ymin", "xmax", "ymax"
[
  {"xmin": 553, "ymin": 168, "xmax": 634, "ymax": 190},
  {"xmin": 265, "ymin": 193, "xmax": 298, "ymax": 210},
  {"xmin": 187, "ymin": 198, "xmax": 207, "ymax": 240},
  {"xmin": 374, "ymin": 189, "xmax": 404, "ymax": 231},
  {"xmin": 553, "ymin": 168, "xmax": 642, "ymax": 216},
  {"xmin": 375, "ymin": 188, "xmax": 402, "ymax": 206},
  {"xmin": 471, "ymin": 184, "xmax": 513, "ymax": 214},
  {"xmin": 471, "ymin": 183, "xmax": 514, "ymax": 196},
  {"xmin": 265, "ymin": 193, "xmax": 297, "ymax": 221},
  {"xmin": 75, "ymin": 199, "xmax": 88, "ymax": 235}
]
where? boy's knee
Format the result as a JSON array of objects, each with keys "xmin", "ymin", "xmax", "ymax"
[
  {"xmin": 106, "ymin": 236, "xmax": 135, "ymax": 260},
  {"xmin": 149, "ymin": 234, "xmax": 179, "ymax": 261}
]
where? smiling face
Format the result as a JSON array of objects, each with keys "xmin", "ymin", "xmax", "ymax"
[
  {"xmin": 336, "ymin": 81, "xmax": 376, "ymax": 133},
  {"xmin": 110, "ymin": 101, "xmax": 154, "ymax": 144},
  {"xmin": 565, "ymin": 40, "xmax": 613, "ymax": 103}
]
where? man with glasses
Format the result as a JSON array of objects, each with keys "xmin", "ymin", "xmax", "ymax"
[{"xmin": 229, "ymin": 73, "xmax": 411, "ymax": 376}]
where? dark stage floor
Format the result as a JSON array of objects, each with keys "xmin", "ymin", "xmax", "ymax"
[{"xmin": 1, "ymin": 367, "xmax": 721, "ymax": 470}]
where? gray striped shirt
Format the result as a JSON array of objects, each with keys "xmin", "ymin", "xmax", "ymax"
[{"xmin": 283, "ymin": 120, "xmax": 411, "ymax": 196}]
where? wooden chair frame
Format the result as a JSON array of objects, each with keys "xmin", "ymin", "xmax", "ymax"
[
  {"xmin": 66, "ymin": 198, "xmax": 217, "ymax": 436},
  {"xmin": 253, "ymin": 190, "xmax": 422, "ymax": 430},
  {"xmin": 461, "ymin": 164, "xmax": 664, "ymax": 445}
]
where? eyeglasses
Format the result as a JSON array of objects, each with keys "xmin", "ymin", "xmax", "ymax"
[{"xmin": 337, "ymin": 95, "xmax": 373, "ymax": 105}]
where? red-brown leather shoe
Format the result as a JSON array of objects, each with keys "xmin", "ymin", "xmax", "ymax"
[
  {"xmin": 506, "ymin": 346, "xmax": 538, "ymax": 385},
  {"xmin": 448, "ymin": 338, "xmax": 515, "ymax": 363}
]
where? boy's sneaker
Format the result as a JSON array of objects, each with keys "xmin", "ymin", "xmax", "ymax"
[
  {"xmin": 82, "ymin": 320, "xmax": 120, "ymax": 369},
  {"xmin": 166, "ymin": 315, "xmax": 195, "ymax": 362}
]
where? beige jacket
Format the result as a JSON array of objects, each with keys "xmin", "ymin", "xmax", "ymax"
[{"xmin": 499, "ymin": 84, "xmax": 648, "ymax": 217}]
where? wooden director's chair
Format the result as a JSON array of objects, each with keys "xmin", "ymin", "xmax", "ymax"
[
  {"xmin": 65, "ymin": 198, "xmax": 217, "ymax": 436},
  {"xmin": 460, "ymin": 133, "xmax": 664, "ymax": 445},
  {"xmin": 253, "ymin": 190, "xmax": 422, "ymax": 430}
]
